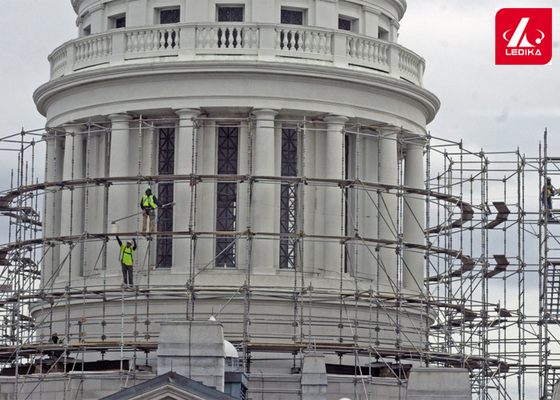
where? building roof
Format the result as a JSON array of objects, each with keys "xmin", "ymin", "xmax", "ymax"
[{"xmin": 99, "ymin": 371, "xmax": 238, "ymax": 400}]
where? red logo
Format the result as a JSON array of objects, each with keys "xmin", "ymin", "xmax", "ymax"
[{"xmin": 495, "ymin": 8, "xmax": 552, "ymax": 65}]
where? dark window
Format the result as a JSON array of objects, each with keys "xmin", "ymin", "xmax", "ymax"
[
  {"xmin": 216, "ymin": 126, "xmax": 238, "ymax": 268},
  {"xmin": 378, "ymin": 28, "xmax": 389, "ymax": 41},
  {"xmin": 280, "ymin": 128, "xmax": 298, "ymax": 269},
  {"xmin": 218, "ymin": 6, "xmax": 244, "ymax": 22},
  {"xmin": 115, "ymin": 16, "xmax": 126, "ymax": 29},
  {"xmin": 83, "ymin": 25, "xmax": 91, "ymax": 36},
  {"xmin": 157, "ymin": 127, "xmax": 174, "ymax": 268},
  {"xmin": 281, "ymin": 9, "xmax": 304, "ymax": 25},
  {"xmin": 160, "ymin": 8, "xmax": 180, "ymax": 24},
  {"xmin": 338, "ymin": 18, "xmax": 352, "ymax": 31}
]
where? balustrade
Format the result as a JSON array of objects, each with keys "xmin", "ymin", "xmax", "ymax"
[
  {"xmin": 126, "ymin": 27, "xmax": 180, "ymax": 54},
  {"xmin": 49, "ymin": 23, "xmax": 424, "ymax": 86},
  {"xmin": 75, "ymin": 35, "xmax": 112, "ymax": 65},
  {"xmin": 197, "ymin": 25, "xmax": 259, "ymax": 51}
]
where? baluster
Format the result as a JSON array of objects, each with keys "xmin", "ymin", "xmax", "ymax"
[
  {"xmin": 346, "ymin": 38, "xmax": 351, "ymax": 57},
  {"xmin": 310, "ymin": 32, "xmax": 318, "ymax": 53},
  {"xmin": 85, "ymin": 41, "xmax": 91, "ymax": 60},
  {"xmin": 203, "ymin": 27, "xmax": 210, "ymax": 49},
  {"xmin": 304, "ymin": 31, "xmax": 311, "ymax": 53},
  {"xmin": 325, "ymin": 33, "xmax": 332, "ymax": 55},
  {"xmin": 357, "ymin": 39, "xmax": 364, "ymax": 60},
  {"xmin": 101, "ymin": 37, "xmax": 108, "ymax": 57},
  {"xmin": 384, "ymin": 44, "xmax": 389, "ymax": 64},
  {"xmin": 141, "ymin": 31, "xmax": 148, "ymax": 52},
  {"xmin": 92, "ymin": 39, "xmax": 98, "ymax": 59},
  {"xmin": 290, "ymin": 30, "xmax": 296, "ymax": 51},
  {"xmin": 202, "ymin": 28, "xmax": 209, "ymax": 49},
  {"xmin": 233, "ymin": 27, "xmax": 239, "ymax": 48},
  {"xmin": 241, "ymin": 27, "xmax": 247, "ymax": 49},
  {"xmin": 197, "ymin": 28, "xmax": 204, "ymax": 49},
  {"xmin": 174, "ymin": 29, "xmax": 180, "ymax": 49},
  {"xmin": 126, "ymin": 32, "xmax": 131, "ymax": 53},
  {"xmin": 276, "ymin": 30, "xmax": 281, "ymax": 49},
  {"xmin": 131, "ymin": 32, "xmax": 138, "ymax": 53},
  {"xmin": 75, "ymin": 43, "xmax": 82, "ymax": 62},
  {"xmin": 321, "ymin": 33, "xmax": 328, "ymax": 54},
  {"xmin": 225, "ymin": 27, "xmax": 231, "ymax": 48},
  {"xmin": 251, "ymin": 28, "xmax": 258, "ymax": 48},
  {"xmin": 210, "ymin": 27, "xmax": 217, "ymax": 49}
]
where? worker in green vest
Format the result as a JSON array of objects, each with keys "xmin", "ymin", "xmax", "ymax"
[
  {"xmin": 116, "ymin": 236, "xmax": 137, "ymax": 287},
  {"xmin": 140, "ymin": 188, "xmax": 163, "ymax": 233}
]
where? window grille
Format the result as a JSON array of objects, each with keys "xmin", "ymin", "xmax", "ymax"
[
  {"xmin": 160, "ymin": 9, "xmax": 180, "ymax": 24},
  {"xmin": 281, "ymin": 9, "xmax": 303, "ymax": 25},
  {"xmin": 218, "ymin": 6, "xmax": 244, "ymax": 22},
  {"xmin": 280, "ymin": 128, "xmax": 298, "ymax": 269},
  {"xmin": 156, "ymin": 127, "xmax": 174, "ymax": 268},
  {"xmin": 216, "ymin": 126, "xmax": 238, "ymax": 268},
  {"xmin": 338, "ymin": 18, "xmax": 352, "ymax": 31}
]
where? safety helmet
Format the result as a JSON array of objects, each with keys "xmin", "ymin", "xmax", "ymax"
[
  {"xmin": 126, "ymin": 241, "xmax": 132, "ymax": 246},
  {"xmin": 145, "ymin": 188, "xmax": 152, "ymax": 195},
  {"xmin": 547, "ymin": 177, "xmax": 552, "ymax": 182}
]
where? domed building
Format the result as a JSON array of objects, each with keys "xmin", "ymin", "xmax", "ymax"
[{"xmin": 0, "ymin": 0, "xmax": 473, "ymax": 398}]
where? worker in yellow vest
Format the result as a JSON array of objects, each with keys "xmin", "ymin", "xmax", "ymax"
[
  {"xmin": 140, "ymin": 188, "xmax": 163, "ymax": 233},
  {"xmin": 116, "ymin": 236, "xmax": 137, "ymax": 287}
]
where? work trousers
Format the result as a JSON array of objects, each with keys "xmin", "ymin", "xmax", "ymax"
[
  {"xmin": 142, "ymin": 209, "xmax": 156, "ymax": 232},
  {"xmin": 121, "ymin": 262, "xmax": 133, "ymax": 285}
]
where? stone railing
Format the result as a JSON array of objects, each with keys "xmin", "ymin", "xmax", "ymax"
[{"xmin": 49, "ymin": 23, "xmax": 425, "ymax": 85}]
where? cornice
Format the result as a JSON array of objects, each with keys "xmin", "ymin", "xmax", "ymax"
[{"xmin": 34, "ymin": 60, "xmax": 439, "ymax": 124}]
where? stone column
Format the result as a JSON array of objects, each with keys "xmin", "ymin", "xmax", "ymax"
[
  {"xmin": 157, "ymin": 320, "xmax": 226, "ymax": 392},
  {"xmin": 378, "ymin": 132, "xmax": 398, "ymax": 290},
  {"xmin": 322, "ymin": 115, "xmax": 348, "ymax": 277},
  {"xmin": 43, "ymin": 132, "xmax": 64, "ymax": 285},
  {"xmin": 195, "ymin": 121, "xmax": 215, "ymax": 271},
  {"xmin": 359, "ymin": 133, "xmax": 379, "ymax": 281},
  {"xmin": 174, "ymin": 109, "xmax": 200, "ymax": 271},
  {"xmin": 402, "ymin": 140, "xmax": 425, "ymax": 292},
  {"xmin": 107, "ymin": 114, "xmax": 132, "ymax": 282},
  {"xmin": 107, "ymin": 114, "xmax": 133, "ymax": 233},
  {"xmin": 251, "ymin": 109, "xmax": 279, "ymax": 274},
  {"xmin": 59, "ymin": 124, "xmax": 85, "ymax": 281}
]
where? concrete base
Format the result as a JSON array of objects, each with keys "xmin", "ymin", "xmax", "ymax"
[{"xmin": 406, "ymin": 367, "xmax": 471, "ymax": 400}]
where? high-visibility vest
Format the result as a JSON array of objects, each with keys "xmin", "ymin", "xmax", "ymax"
[
  {"xmin": 142, "ymin": 194, "xmax": 157, "ymax": 209},
  {"xmin": 52, "ymin": 337, "xmax": 62, "ymax": 344},
  {"xmin": 121, "ymin": 244, "xmax": 134, "ymax": 266},
  {"xmin": 545, "ymin": 184, "xmax": 554, "ymax": 199}
]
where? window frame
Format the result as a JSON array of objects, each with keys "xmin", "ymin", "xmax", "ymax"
[{"xmin": 109, "ymin": 14, "xmax": 126, "ymax": 29}]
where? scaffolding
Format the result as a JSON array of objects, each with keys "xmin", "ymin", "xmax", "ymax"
[{"xmin": 0, "ymin": 117, "xmax": 556, "ymax": 399}]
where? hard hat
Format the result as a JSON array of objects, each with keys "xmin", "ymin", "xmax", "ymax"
[
  {"xmin": 126, "ymin": 241, "xmax": 132, "ymax": 245},
  {"xmin": 146, "ymin": 188, "xmax": 152, "ymax": 195},
  {"xmin": 547, "ymin": 177, "xmax": 552, "ymax": 181}
]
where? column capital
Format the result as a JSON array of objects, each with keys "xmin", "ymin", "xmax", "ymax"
[
  {"xmin": 61, "ymin": 123, "xmax": 86, "ymax": 135},
  {"xmin": 323, "ymin": 115, "xmax": 349, "ymax": 125},
  {"xmin": 107, "ymin": 113, "xmax": 133, "ymax": 123},
  {"xmin": 175, "ymin": 108, "xmax": 202, "ymax": 119},
  {"xmin": 252, "ymin": 108, "xmax": 279, "ymax": 119}
]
